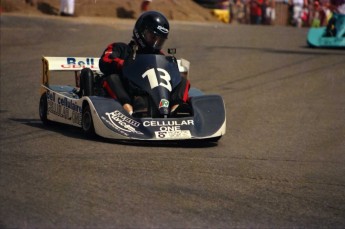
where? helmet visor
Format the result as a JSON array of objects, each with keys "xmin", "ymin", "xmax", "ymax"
[{"xmin": 143, "ymin": 29, "xmax": 166, "ymax": 50}]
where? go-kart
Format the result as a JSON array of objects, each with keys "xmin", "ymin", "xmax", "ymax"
[
  {"xmin": 307, "ymin": 13, "xmax": 345, "ymax": 48},
  {"xmin": 39, "ymin": 52, "xmax": 226, "ymax": 142}
]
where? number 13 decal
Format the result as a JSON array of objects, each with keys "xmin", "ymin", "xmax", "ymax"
[{"xmin": 142, "ymin": 68, "xmax": 172, "ymax": 92}]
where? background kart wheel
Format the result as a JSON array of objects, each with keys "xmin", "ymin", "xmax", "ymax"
[
  {"xmin": 82, "ymin": 104, "xmax": 95, "ymax": 137},
  {"xmin": 39, "ymin": 93, "xmax": 50, "ymax": 124}
]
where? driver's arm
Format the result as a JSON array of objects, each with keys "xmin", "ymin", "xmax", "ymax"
[{"xmin": 99, "ymin": 42, "xmax": 130, "ymax": 75}]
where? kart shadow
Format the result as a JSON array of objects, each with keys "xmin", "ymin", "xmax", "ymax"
[
  {"xmin": 11, "ymin": 118, "xmax": 218, "ymax": 148},
  {"xmin": 113, "ymin": 139, "xmax": 219, "ymax": 148},
  {"xmin": 10, "ymin": 118, "xmax": 96, "ymax": 141}
]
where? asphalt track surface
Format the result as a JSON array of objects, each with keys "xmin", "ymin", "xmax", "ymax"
[{"xmin": 1, "ymin": 14, "xmax": 345, "ymax": 228}]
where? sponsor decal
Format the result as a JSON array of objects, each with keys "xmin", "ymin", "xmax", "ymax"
[
  {"xmin": 143, "ymin": 120, "xmax": 194, "ymax": 127},
  {"xmin": 46, "ymin": 90, "xmax": 82, "ymax": 125},
  {"xmin": 61, "ymin": 57, "xmax": 96, "ymax": 69},
  {"xmin": 159, "ymin": 99, "xmax": 169, "ymax": 109},
  {"xmin": 155, "ymin": 130, "xmax": 191, "ymax": 139},
  {"xmin": 102, "ymin": 110, "xmax": 143, "ymax": 135},
  {"xmin": 157, "ymin": 25, "xmax": 169, "ymax": 34},
  {"xmin": 144, "ymin": 120, "xmax": 194, "ymax": 139}
]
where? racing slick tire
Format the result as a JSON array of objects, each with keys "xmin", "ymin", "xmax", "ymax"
[
  {"xmin": 80, "ymin": 68, "xmax": 94, "ymax": 96},
  {"xmin": 82, "ymin": 103, "xmax": 96, "ymax": 137},
  {"xmin": 39, "ymin": 93, "xmax": 50, "ymax": 124}
]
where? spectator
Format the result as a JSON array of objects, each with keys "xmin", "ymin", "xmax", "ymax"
[
  {"xmin": 229, "ymin": 0, "xmax": 247, "ymax": 24},
  {"xmin": 141, "ymin": 0, "xmax": 152, "ymax": 12},
  {"xmin": 289, "ymin": 0, "xmax": 308, "ymax": 27},
  {"xmin": 264, "ymin": 0, "xmax": 276, "ymax": 25},
  {"xmin": 329, "ymin": 0, "xmax": 345, "ymax": 13},
  {"xmin": 310, "ymin": 0, "xmax": 330, "ymax": 27},
  {"xmin": 249, "ymin": 0, "xmax": 264, "ymax": 24},
  {"xmin": 261, "ymin": 0, "xmax": 268, "ymax": 24},
  {"xmin": 60, "ymin": 0, "xmax": 75, "ymax": 17}
]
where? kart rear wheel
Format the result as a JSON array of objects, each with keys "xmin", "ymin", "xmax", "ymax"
[
  {"xmin": 82, "ymin": 104, "xmax": 95, "ymax": 137},
  {"xmin": 39, "ymin": 93, "xmax": 49, "ymax": 124},
  {"xmin": 80, "ymin": 68, "xmax": 94, "ymax": 96}
]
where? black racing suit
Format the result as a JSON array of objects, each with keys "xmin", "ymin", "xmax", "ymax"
[{"xmin": 99, "ymin": 41, "xmax": 190, "ymax": 108}]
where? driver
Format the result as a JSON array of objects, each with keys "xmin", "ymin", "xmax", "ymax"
[{"xmin": 99, "ymin": 11, "xmax": 190, "ymax": 116}]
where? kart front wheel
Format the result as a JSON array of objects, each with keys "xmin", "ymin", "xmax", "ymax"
[{"xmin": 82, "ymin": 104, "xmax": 95, "ymax": 137}]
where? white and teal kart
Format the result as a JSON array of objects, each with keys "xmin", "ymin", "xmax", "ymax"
[{"xmin": 307, "ymin": 13, "xmax": 345, "ymax": 48}]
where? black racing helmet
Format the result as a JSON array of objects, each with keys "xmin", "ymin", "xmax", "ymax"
[{"xmin": 133, "ymin": 11, "xmax": 169, "ymax": 52}]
